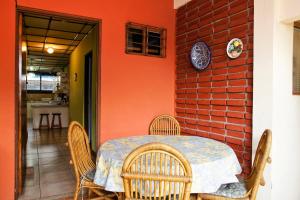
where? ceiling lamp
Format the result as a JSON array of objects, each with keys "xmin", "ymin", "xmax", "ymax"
[
  {"xmin": 47, "ymin": 47, "xmax": 54, "ymax": 54},
  {"xmin": 22, "ymin": 41, "xmax": 27, "ymax": 52}
]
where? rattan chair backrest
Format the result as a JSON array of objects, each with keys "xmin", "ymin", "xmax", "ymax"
[
  {"xmin": 247, "ymin": 129, "xmax": 272, "ymax": 200},
  {"xmin": 122, "ymin": 142, "xmax": 192, "ymax": 200},
  {"xmin": 149, "ymin": 115, "xmax": 181, "ymax": 135},
  {"xmin": 67, "ymin": 121, "xmax": 95, "ymax": 182}
]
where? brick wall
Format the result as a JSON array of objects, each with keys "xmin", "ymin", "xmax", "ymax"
[{"xmin": 175, "ymin": 0, "xmax": 253, "ymax": 175}]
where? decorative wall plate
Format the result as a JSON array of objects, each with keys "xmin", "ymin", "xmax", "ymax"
[
  {"xmin": 190, "ymin": 41, "xmax": 211, "ymax": 70},
  {"xmin": 227, "ymin": 38, "xmax": 243, "ymax": 59}
]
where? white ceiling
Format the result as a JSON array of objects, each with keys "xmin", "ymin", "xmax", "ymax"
[{"xmin": 174, "ymin": 0, "xmax": 191, "ymax": 9}]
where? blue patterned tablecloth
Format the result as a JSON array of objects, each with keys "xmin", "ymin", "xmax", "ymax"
[{"xmin": 94, "ymin": 135, "xmax": 242, "ymax": 193}]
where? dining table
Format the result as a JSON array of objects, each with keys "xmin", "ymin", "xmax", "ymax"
[{"xmin": 93, "ymin": 135, "xmax": 242, "ymax": 195}]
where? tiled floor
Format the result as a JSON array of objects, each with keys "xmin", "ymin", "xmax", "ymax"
[{"xmin": 18, "ymin": 123, "xmax": 76, "ymax": 200}]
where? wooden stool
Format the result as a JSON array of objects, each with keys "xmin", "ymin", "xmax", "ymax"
[
  {"xmin": 39, "ymin": 113, "xmax": 50, "ymax": 129},
  {"xmin": 51, "ymin": 113, "xmax": 62, "ymax": 129}
]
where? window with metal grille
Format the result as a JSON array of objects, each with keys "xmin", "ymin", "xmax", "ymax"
[
  {"xmin": 294, "ymin": 24, "xmax": 300, "ymax": 94},
  {"xmin": 126, "ymin": 23, "xmax": 166, "ymax": 57}
]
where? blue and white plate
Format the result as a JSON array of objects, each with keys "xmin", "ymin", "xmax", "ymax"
[{"xmin": 190, "ymin": 41, "xmax": 211, "ymax": 70}]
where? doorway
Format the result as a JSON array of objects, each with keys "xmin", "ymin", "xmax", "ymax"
[{"xmin": 16, "ymin": 8, "xmax": 100, "ymax": 199}]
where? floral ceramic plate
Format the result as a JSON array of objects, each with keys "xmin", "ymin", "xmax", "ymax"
[
  {"xmin": 227, "ymin": 38, "xmax": 243, "ymax": 59},
  {"xmin": 190, "ymin": 41, "xmax": 211, "ymax": 70}
]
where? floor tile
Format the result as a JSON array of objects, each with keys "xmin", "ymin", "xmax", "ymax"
[
  {"xmin": 19, "ymin": 124, "xmax": 75, "ymax": 200},
  {"xmin": 40, "ymin": 180, "xmax": 75, "ymax": 198}
]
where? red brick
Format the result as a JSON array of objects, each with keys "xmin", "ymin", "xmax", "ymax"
[
  {"xmin": 229, "ymin": 11, "xmax": 248, "ymax": 27},
  {"xmin": 226, "ymin": 124, "xmax": 244, "ymax": 132},
  {"xmin": 186, "ymin": 119, "xmax": 198, "ymax": 124},
  {"xmin": 228, "ymin": 58, "xmax": 246, "ymax": 67},
  {"xmin": 227, "ymin": 87, "xmax": 246, "ymax": 93},
  {"xmin": 212, "ymin": 93, "xmax": 227, "ymax": 99},
  {"xmin": 213, "ymin": 5, "xmax": 228, "ymax": 21},
  {"xmin": 198, "ymin": 93, "xmax": 211, "ymax": 98},
  {"xmin": 230, "ymin": 0, "xmax": 247, "ymax": 15},
  {"xmin": 198, "ymin": 120, "xmax": 210, "ymax": 127},
  {"xmin": 228, "ymin": 79, "xmax": 247, "ymax": 86},
  {"xmin": 187, "ymin": 19, "xmax": 199, "ymax": 32},
  {"xmin": 228, "ymin": 93, "xmax": 246, "ymax": 99},
  {"xmin": 228, "ymin": 106, "xmax": 245, "ymax": 112},
  {"xmin": 211, "ymin": 116, "xmax": 226, "ymax": 122},
  {"xmin": 210, "ymin": 133, "xmax": 226, "ymax": 141},
  {"xmin": 199, "ymin": 12, "xmax": 213, "ymax": 27},
  {"xmin": 186, "ymin": 8, "xmax": 199, "ymax": 22},
  {"xmin": 197, "ymin": 109, "xmax": 210, "ymax": 115},
  {"xmin": 227, "ymin": 117, "xmax": 246, "ymax": 124},
  {"xmin": 186, "ymin": 109, "xmax": 197, "ymax": 114},
  {"xmin": 228, "ymin": 72, "xmax": 246, "ymax": 80},
  {"xmin": 211, "ymin": 122, "xmax": 225, "ymax": 128},
  {"xmin": 212, "ymin": 75, "xmax": 227, "ymax": 81},
  {"xmin": 211, "ymin": 87, "xmax": 227, "ymax": 93},
  {"xmin": 212, "ymin": 61, "xmax": 228, "ymax": 69},
  {"xmin": 226, "ymin": 137, "xmax": 243, "ymax": 145},
  {"xmin": 213, "ymin": 0, "xmax": 229, "ymax": 9},
  {"xmin": 211, "ymin": 100, "xmax": 226, "ymax": 105},
  {"xmin": 212, "ymin": 105, "xmax": 226, "ymax": 110},
  {"xmin": 211, "ymin": 127, "xmax": 226, "ymax": 135},
  {"xmin": 213, "ymin": 19, "xmax": 229, "ymax": 33},
  {"xmin": 212, "ymin": 81, "xmax": 227, "ymax": 87},
  {"xmin": 199, "ymin": 125, "xmax": 211, "ymax": 132},
  {"xmin": 227, "ymin": 111, "xmax": 245, "ymax": 118},
  {"xmin": 198, "ymin": 87, "xmax": 211, "ymax": 93},
  {"xmin": 198, "ymin": 100, "xmax": 210, "ymax": 105},
  {"xmin": 211, "ymin": 110, "xmax": 226, "ymax": 116},
  {"xmin": 228, "ymin": 130, "xmax": 244, "ymax": 138},
  {"xmin": 227, "ymin": 100, "xmax": 245, "ymax": 106}
]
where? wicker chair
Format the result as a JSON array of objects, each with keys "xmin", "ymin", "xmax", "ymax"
[
  {"xmin": 67, "ymin": 121, "xmax": 117, "ymax": 200},
  {"xmin": 149, "ymin": 114, "xmax": 181, "ymax": 135},
  {"xmin": 197, "ymin": 129, "xmax": 272, "ymax": 200},
  {"xmin": 121, "ymin": 142, "xmax": 192, "ymax": 200}
]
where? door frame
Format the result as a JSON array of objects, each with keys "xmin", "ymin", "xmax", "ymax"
[
  {"xmin": 15, "ymin": 6, "xmax": 102, "ymax": 197},
  {"xmin": 84, "ymin": 50, "xmax": 93, "ymax": 145}
]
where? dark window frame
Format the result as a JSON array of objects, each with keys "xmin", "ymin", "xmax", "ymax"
[
  {"xmin": 26, "ymin": 71, "xmax": 59, "ymax": 93},
  {"xmin": 125, "ymin": 22, "xmax": 166, "ymax": 58}
]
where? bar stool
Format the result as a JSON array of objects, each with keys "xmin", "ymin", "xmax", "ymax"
[
  {"xmin": 51, "ymin": 113, "xmax": 62, "ymax": 129},
  {"xmin": 39, "ymin": 113, "xmax": 50, "ymax": 129}
]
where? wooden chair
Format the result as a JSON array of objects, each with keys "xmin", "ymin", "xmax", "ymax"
[
  {"xmin": 149, "ymin": 114, "xmax": 181, "ymax": 135},
  {"xmin": 121, "ymin": 142, "xmax": 192, "ymax": 200},
  {"xmin": 197, "ymin": 129, "xmax": 272, "ymax": 200},
  {"xmin": 67, "ymin": 121, "xmax": 117, "ymax": 200}
]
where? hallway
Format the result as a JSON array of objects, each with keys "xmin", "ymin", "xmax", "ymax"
[{"xmin": 19, "ymin": 123, "xmax": 75, "ymax": 200}]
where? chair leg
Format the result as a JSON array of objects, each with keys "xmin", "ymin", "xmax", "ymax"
[
  {"xmin": 196, "ymin": 194, "xmax": 202, "ymax": 200},
  {"xmin": 74, "ymin": 186, "xmax": 80, "ymax": 200},
  {"xmin": 89, "ymin": 189, "xmax": 93, "ymax": 198}
]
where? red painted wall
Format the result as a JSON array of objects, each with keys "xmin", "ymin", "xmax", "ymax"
[
  {"xmin": 175, "ymin": 0, "xmax": 253, "ymax": 175},
  {"xmin": 0, "ymin": 0, "xmax": 16, "ymax": 199},
  {"xmin": 0, "ymin": 0, "xmax": 175, "ymax": 198}
]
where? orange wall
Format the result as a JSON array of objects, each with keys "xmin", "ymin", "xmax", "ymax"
[
  {"xmin": 0, "ymin": 0, "xmax": 175, "ymax": 198},
  {"xmin": 0, "ymin": 0, "xmax": 16, "ymax": 199}
]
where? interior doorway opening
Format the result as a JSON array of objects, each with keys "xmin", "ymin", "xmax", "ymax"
[{"xmin": 16, "ymin": 8, "xmax": 100, "ymax": 199}]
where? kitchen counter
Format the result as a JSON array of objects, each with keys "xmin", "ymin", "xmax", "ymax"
[{"xmin": 31, "ymin": 104, "xmax": 69, "ymax": 129}]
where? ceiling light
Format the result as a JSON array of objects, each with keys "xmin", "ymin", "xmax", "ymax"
[
  {"xmin": 22, "ymin": 42, "xmax": 27, "ymax": 52},
  {"xmin": 47, "ymin": 47, "xmax": 54, "ymax": 54}
]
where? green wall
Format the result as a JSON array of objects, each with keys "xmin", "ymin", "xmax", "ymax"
[{"xmin": 69, "ymin": 26, "xmax": 98, "ymax": 151}]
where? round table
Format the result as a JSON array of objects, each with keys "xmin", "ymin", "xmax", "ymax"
[{"xmin": 94, "ymin": 135, "xmax": 242, "ymax": 193}]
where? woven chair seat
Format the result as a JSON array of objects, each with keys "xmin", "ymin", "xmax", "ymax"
[
  {"xmin": 83, "ymin": 168, "xmax": 96, "ymax": 181},
  {"xmin": 213, "ymin": 181, "xmax": 247, "ymax": 198}
]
